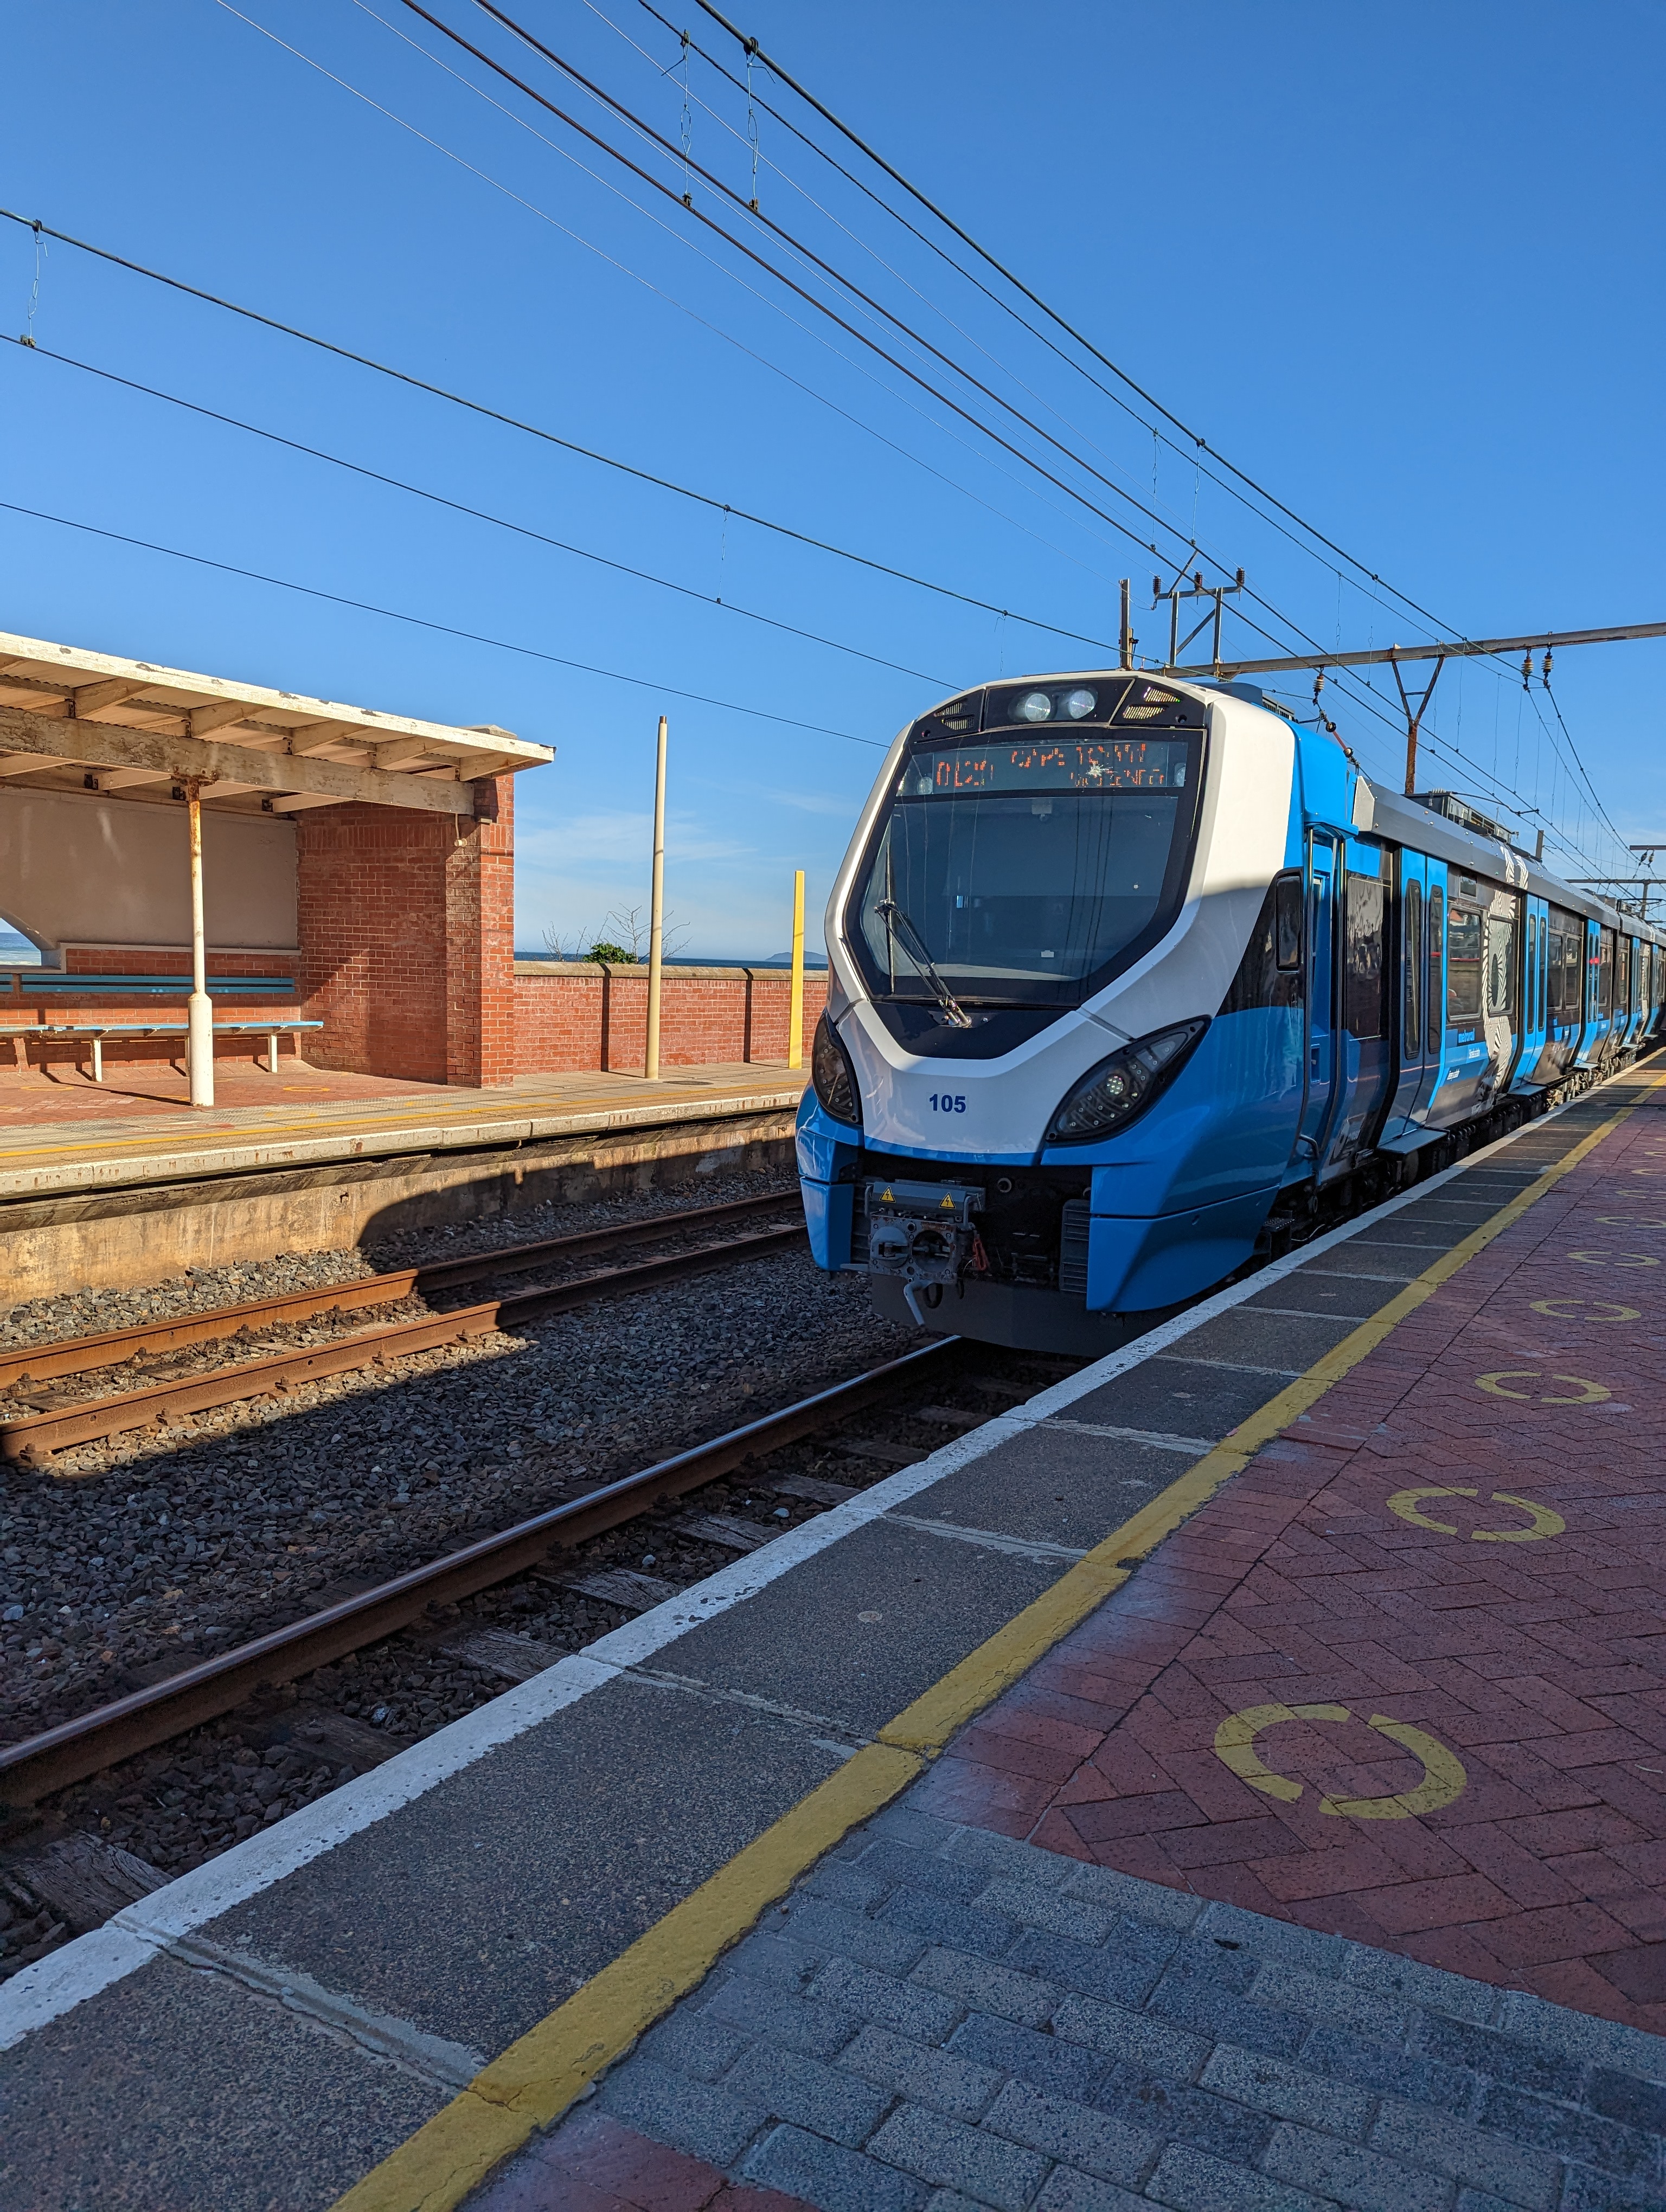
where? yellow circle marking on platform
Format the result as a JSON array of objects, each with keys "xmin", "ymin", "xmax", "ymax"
[
  {"xmin": 1213, "ymin": 1704, "xmax": 1466, "ymax": 1819},
  {"xmin": 1568, "ymin": 1250, "xmax": 1660, "ymax": 1268},
  {"xmin": 1473, "ymin": 1493, "xmax": 1567, "ymax": 1542},
  {"xmin": 1386, "ymin": 1486, "xmax": 1565, "ymax": 1540},
  {"xmin": 1475, "ymin": 1369, "xmax": 1611, "ymax": 1404},
  {"xmin": 1387, "ymin": 1485, "xmax": 1473, "ymax": 1534},
  {"xmin": 1594, "ymin": 1217, "xmax": 1666, "ymax": 1227},
  {"xmin": 1530, "ymin": 1298, "xmax": 1641, "ymax": 1322}
]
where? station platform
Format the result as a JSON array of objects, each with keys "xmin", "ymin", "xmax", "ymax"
[
  {"xmin": 0, "ymin": 1064, "xmax": 810, "ymax": 1300},
  {"xmin": 3, "ymin": 1066, "xmax": 1664, "ymax": 2212},
  {"xmin": 0, "ymin": 1064, "xmax": 809, "ymax": 1203}
]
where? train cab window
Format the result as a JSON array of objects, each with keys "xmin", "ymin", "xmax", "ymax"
[
  {"xmin": 1486, "ymin": 912, "xmax": 1517, "ymax": 1019},
  {"xmin": 1597, "ymin": 931, "xmax": 1614, "ymax": 1019},
  {"xmin": 1403, "ymin": 879, "xmax": 1422, "ymax": 1053},
  {"xmin": 1343, "ymin": 872, "xmax": 1386, "ymax": 1039},
  {"xmin": 1274, "ymin": 873, "xmax": 1303, "ymax": 970},
  {"xmin": 1446, "ymin": 905, "xmax": 1484, "ymax": 1022},
  {"xmin": 1427, "ymin": 885, "xmax": 1444, "ymax": 1056}
]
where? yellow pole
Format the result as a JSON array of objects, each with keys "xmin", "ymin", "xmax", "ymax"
[
  {"xmin": 788, "ymin": 868, "xmax": 805, "ymax": 1070},
  {"xmin": 644, "ymin": 715, "xmax": 668, "ymax": 1081}
]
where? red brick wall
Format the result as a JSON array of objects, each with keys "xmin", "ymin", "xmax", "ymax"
[
  {"xmin": 296, "ymin": 778, "xmax": 516, "ymax": 1088},
  {"xmin": 515, "ymin": 962, "xmax": 826, "ymax": 1073}
]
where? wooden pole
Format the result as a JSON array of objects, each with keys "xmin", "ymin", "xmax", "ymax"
[
  {"xmin": 644, "ymin": 715, "xmax": 668, "ymax": 1081},
  {"xmin": 788, "ymin": 869, "xmax": 805, "ymax": 1070},
  {"xmin": 185, "ymin": 781, "xmax": 214, "ymax": 1108}
]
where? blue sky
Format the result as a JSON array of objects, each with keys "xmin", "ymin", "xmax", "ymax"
[{"xmin": 4, "ymin": 1, "xmax": 1663, "ymax": 955}]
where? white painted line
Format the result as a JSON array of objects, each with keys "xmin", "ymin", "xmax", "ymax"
[{"xmin": 0, "ymin": 1068, "xmax": 1632, "ymax": 2051}]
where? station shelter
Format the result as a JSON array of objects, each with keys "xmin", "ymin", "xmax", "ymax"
[{"xmin": 0, "ymin": 629, "xmax": 552, "ymax": 1101}]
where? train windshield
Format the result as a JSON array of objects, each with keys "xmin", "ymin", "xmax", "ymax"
[{"xmin": 851, "ymin": 732, "xmax": 1202, "ymax": 1008}]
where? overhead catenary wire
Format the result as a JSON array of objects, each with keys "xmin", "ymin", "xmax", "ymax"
[
  {"xmin": 0, "ymin": 206, "xmax": 1122, "ymax": 658},
  {"xmin": 4, "ymin": 337, "xmax": 955, "ymax": 686},
  {"xmin": 683, "ymin": 0, "xmax": 1634, "ymax": 863},
  {"xmin": 0, "ymin": 211, "xmax": 1577, "ymax": 863},
  {"xmin": 397, "ymin": 0, "xmax": 1221, "ymax": 576},
  {"xmin": 0, "ymin": 497, "xmax": 885, "ymax": 746},
  {"xmin": 240, "ymin": 0, "xmax": 1134, "ymax": 592},
  {"xmin": 408, "ymin": 0, "xmax": 1587, "ymax": 833}
]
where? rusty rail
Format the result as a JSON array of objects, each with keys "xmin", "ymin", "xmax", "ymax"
[
  {"xmin": 0, "ymin": 1188, "xmax": 799, "ymax": 1392},
  {"xmin": 2, "ymin": 1222, "xmax": 808, "ymax": 1467},
  {"xmin": 0, "ymin": 1339, "xmax": 957, "ymax": 1805}
]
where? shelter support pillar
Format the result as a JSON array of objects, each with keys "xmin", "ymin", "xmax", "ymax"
[{"xmin": 185, "ymin": 780, "xmax": 214, "ymax": 1108}]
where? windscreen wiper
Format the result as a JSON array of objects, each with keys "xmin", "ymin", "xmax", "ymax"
[{"xmin": 876, "ymin": 901, "xmax": 972, "ymax": 1028}]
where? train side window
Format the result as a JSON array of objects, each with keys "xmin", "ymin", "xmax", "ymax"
[
  {"xmin": 1427, "ymin": 885, "xmax": 1444, "ymax": 1055},
  {"xmin": 1597, "ymin": 931, "xmax": 1614, "ymax": 1018},
  {"xmin": 1218, "ymin": 870, "xmax": 1303, "ymax": 1015},
  {"xmin": 1344, "ymin": 872, "xmax": 1386, "ymax": 1040},
  {"xmin": 1274, "ymin": 873, "xmax": 1303, "ymax": 970},
  {"xmin": 1526, "ymin": 914, "xmax": 1537, "ymax": 1027},
  {"xmin": 1403, "ymin": 879, "xmax": 1422, "ymax": 1053},
  {"xmin": 1617, "ymin": 934, "xmax": 1632, "ymax": 1015},
  {"xmin": 1447, "ymin": 905, "xmax": 1483, "ymax": 1022}
]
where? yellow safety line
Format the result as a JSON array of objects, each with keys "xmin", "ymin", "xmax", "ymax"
[{"xmin": 330, "ymin": 1094, "xmax": 1638, "ymax": 2212}]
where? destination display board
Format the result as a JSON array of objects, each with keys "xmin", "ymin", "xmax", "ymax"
[{"xmin": 898, "ymin": 736, "xmax": 1190, "ymax": 796}]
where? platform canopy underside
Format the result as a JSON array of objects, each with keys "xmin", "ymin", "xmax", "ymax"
[{"xmin": 0, "ymin": 629, "xmax": 553, "ymax": 819}]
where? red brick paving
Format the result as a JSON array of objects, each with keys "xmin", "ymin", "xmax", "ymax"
[
  {"xmin": 467, "ymin": 2111, "xmax": 813, "ymax": 2212},
  {"xmin": 917, "ymin": 1090, "xmax": 1666, "ymax": 2034}
]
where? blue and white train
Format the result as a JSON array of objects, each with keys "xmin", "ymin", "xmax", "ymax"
[{"xmin": 797, "ymin": 670, "xmax": 1663, "ymax": 1353}]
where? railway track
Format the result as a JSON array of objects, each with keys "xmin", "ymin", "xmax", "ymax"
[
  {"xmin": 0, "ymin": 1190, "xmax": 806, "ymax": 1468},
  {"xmin": 0, "ymin": 1338, "xmax": 969, "ymax": 1805}
]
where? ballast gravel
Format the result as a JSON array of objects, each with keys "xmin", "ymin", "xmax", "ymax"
[{"xmin": 0, "ymin": 1172, "xmax": 917, "ymax": 1754}]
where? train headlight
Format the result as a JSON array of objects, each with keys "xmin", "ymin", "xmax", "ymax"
[
  {"xmin": 1044, "ymin": 1019, "xmax": 1209, "ymax": 1144},
  {"xmin": 1061, "ymin": 686, "xmax": 1097, "ymax": 720},
  {"xmin": 811, "ymin": 1012, "xmax": 862, "ymax": 1127},
  {"xmin": 1012, "ymin": 689, "xmax": 1053, "ymax": 723}
]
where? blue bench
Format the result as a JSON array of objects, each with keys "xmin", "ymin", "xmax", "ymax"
[
  {"xmin": 3, "ymin": 973, "xmax": 295, "ymax": 998},
  {"xmin": 1, "ymin": 1018, "xmax": 323, "ymax": 1081}
]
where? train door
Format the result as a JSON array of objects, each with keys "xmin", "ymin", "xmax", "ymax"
[
  {"xmin": 1380, "ymin": 850, "xmax": 1435, "ymax": 1146},
  {"xmin": 1424, "ymin": 870, "xmax": 1449, "ymax": 1115},
  {"xmin": 1512, "ymin": 895, "xmax": 1551, "ymax": 1092},
  {"xmin": 1539, "ymin": 904, "xmax": 1582, "ymax": 1080},
  {"xmin": 1296, "ymin": 832, "xmax": 1340, "ymax": 1167},
  {"xmin": 1321, "ymin": 838, "xmax": 1394, "ymax": 1175},
  {"xmin": 1617, "ymin": 934, "xmax": 1638, "ymax": 1050},
  {"xmin": 1576, "ymin": 922, "xmax": 1609, "ymax": 1069},
  {"xmin": 1483, "ymin": 887, "xmax": 1523, "ymax": 1094},
  {"xmin": 1427, "ymin": 872, "xmax": 1492, "ymax": 1124}
]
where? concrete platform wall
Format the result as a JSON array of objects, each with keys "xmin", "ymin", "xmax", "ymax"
[{"xmin": 0, "ymin": 1105, "xmax": 799, "ymax": 1303}]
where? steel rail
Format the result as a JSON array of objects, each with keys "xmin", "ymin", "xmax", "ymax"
[
  {"xmin": 0, "ymin": 1189, "xmax": 800, "ymax": 1393},
  {"xmin": 1, "ymin": 1224, "xmax": 808, "ymax": 1467},
  {"xmin": 0, "ymin": 1338, "xmax": 958, "ymax": 1805}
]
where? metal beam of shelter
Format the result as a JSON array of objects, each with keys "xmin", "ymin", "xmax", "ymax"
[
  {"xmin": 0, "ymin": 630, "xmax": 553, "ymax": 1107},
  {"xmin": 1168, "ymin": 618, "xmax": 1666, "ymax": 800}
]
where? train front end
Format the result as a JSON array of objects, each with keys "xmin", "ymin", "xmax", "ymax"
[{"xmin": 797, "ymin": 671, "xmax": 1305, "ymax": 1352}]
